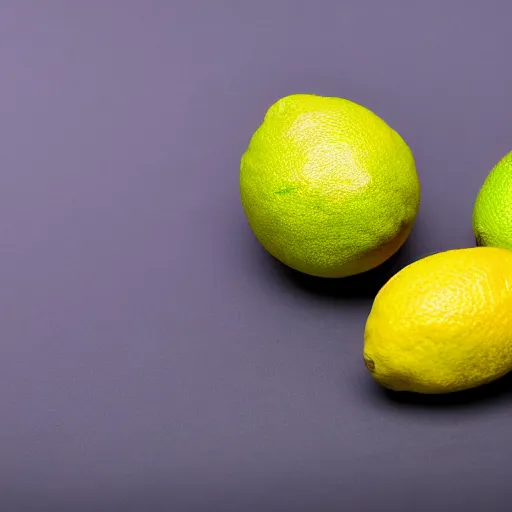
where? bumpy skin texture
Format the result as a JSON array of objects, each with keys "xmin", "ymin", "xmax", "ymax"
[
  {"xmin": 363, "ymin": 247, "xmax": 512, "ymax": 394},
  {"xmin": 473, "ymin": 150, "xmax": 512, "ymax": 249},
  {"xmin": 240, "ymin": 94, "xmax": 421, "ymax": 278}
]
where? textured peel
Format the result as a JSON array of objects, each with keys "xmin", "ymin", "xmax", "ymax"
[
  {"xmin": 473, "ymin": 150, "xmax": 512, "ymax": 250},
  {"xmin": 363, "ymin": 247, "xmax": 512, "ymax": 394},
  {"xmin": 240, "ymin": 94, "xmax": 421, "ymax": 278}
]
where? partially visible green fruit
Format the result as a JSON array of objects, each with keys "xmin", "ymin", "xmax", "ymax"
[
  {"xmin": 239, "ymin": 93, "xmax": 421, "ymax": 278},
  {"xmin": 473, "ymin": 150, "xmax": 512, "ymax": 249}
]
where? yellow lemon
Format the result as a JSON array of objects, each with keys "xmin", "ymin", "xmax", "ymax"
[
  {"xmin": 363, "ymin": 247, "xmax": 512, "ymax": 393},
  {"xmin": 240, "ymin": 94, "xmax": 420, "ymax": 278}
]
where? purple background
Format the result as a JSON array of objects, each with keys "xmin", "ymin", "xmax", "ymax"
[{"xmin": 1, "ymin": 1, "xmax": 512, "ymax": 510}]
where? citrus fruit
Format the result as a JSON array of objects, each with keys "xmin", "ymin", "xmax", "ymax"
[
  {"xmin": 240, "ymin": 94, "xmax": 420, "ymax": 278},
  {"xmin": 473, "ymin": 149, "xmax": 512, "ymax": 249},
  {"xmin": 363, "ymin": 247, "xmax": 512, "ymax": 394}
]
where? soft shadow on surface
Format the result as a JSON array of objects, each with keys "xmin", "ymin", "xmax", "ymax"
[
  {"xmin": 364, "ymin": 372, "xmax": 512, "ymax": 409},
  {"xmin": 264, "ymin": 227, "xmax": 424, "ymax": 301}
]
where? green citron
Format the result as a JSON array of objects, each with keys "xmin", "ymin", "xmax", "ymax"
[
  {"xmin": 239, "ymin": 94, "xmax": 421, "ymax": 278},
  {"xmin": 473, "ymin": 150, "xmax": 512, "ymax": 249}
]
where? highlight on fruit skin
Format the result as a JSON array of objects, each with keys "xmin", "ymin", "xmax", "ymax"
[
  {"xmin": 473, "ymin": 149, "xmax": 512, "ymax": 250},
  {"xmin": 239, "ymin": 93, "xmax": 421, "ymax": 279},
  {"xmin": 363, "ymin": 247, "xmax": 512, "ymax": 394}
]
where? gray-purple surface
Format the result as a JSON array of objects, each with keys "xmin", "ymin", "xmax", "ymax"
[{"xmin": 1, "ymin": 1, "xmax": 512, "ymax": 511}]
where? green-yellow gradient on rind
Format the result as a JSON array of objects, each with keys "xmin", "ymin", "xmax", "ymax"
[
  {"xmin": 240, "ymin": 94, "xmax": 421, "ymax": 278},
  {"xmin": 473, "ymin": 150, "xmax": 512, "ymax": 250}
]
